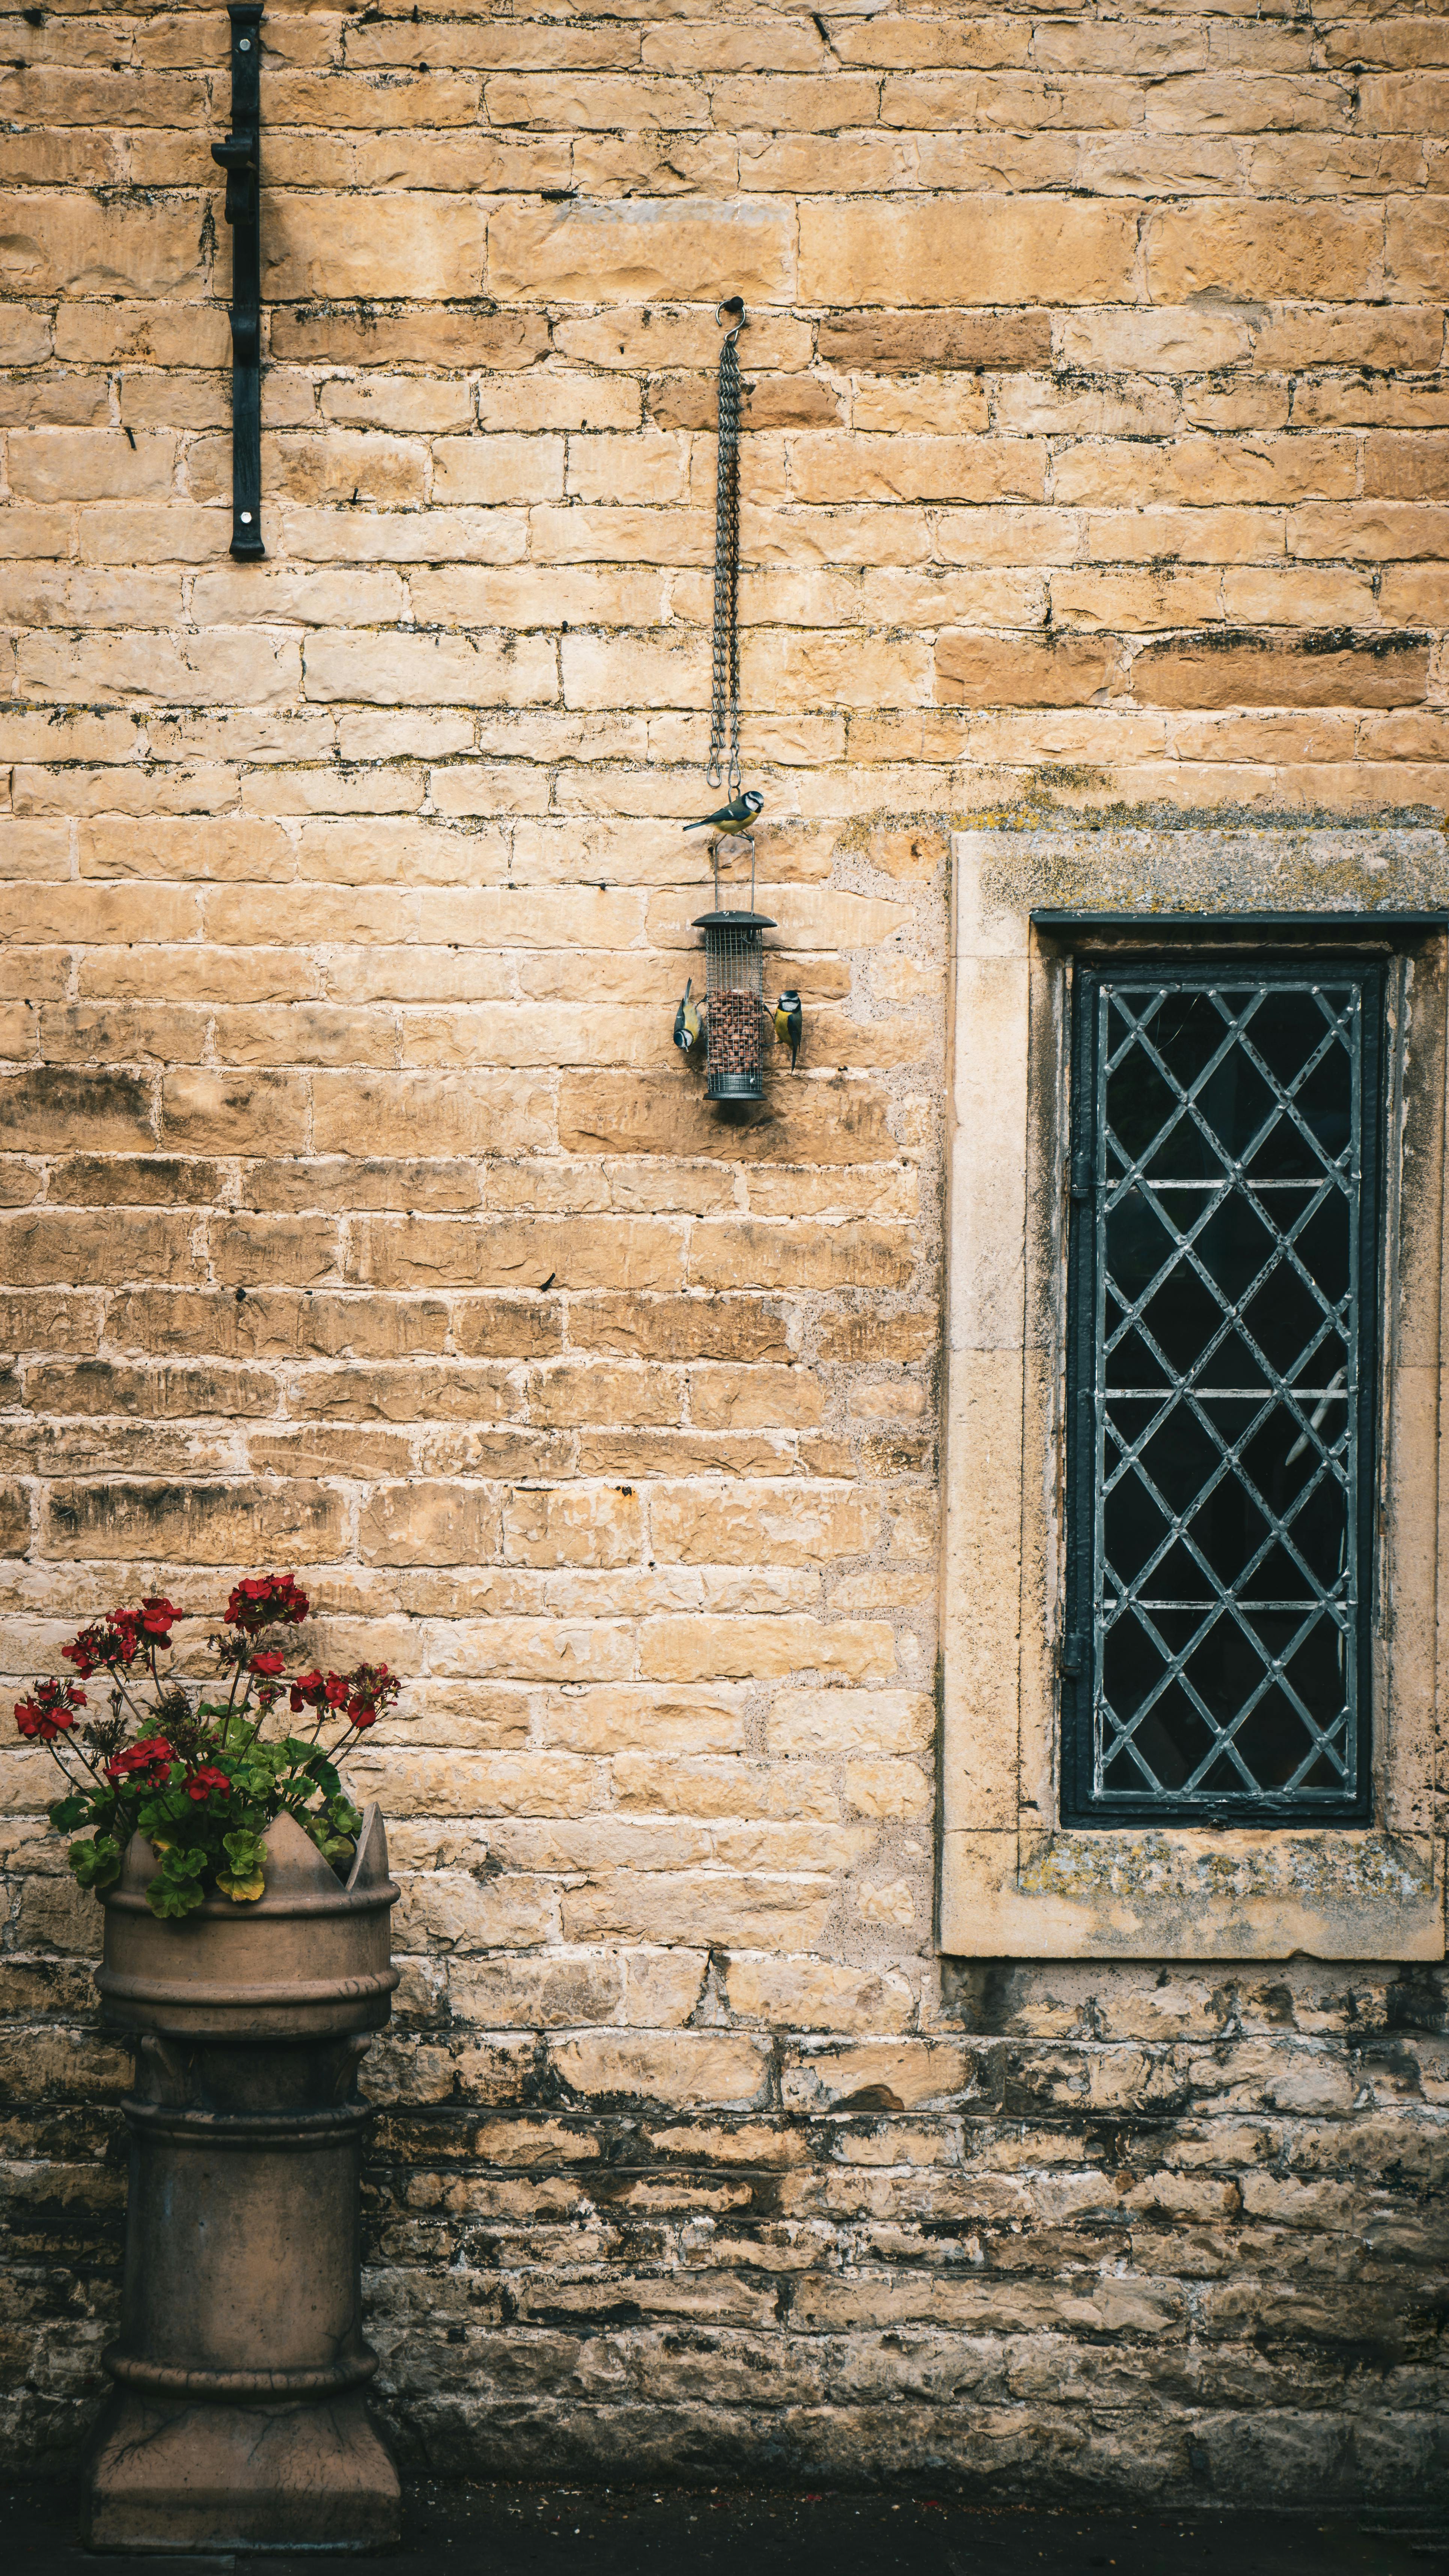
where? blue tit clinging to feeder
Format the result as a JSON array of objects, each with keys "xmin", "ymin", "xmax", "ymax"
[
  {"xmin": 673, "ymin": 976, "xmax": 704, "ymax": 1059},
  {"xmin": 684, "ymin": 788, "xmax": 764, "ymax": 836},
  {"xmin": 773, "ymin": 988, "xmax": 803, "ymax": 1072}
]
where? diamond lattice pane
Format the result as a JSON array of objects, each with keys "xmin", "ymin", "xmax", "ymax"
[{"xmin": 1086, "ymin": 969, "xmax": 1370, "ymax": 1811}]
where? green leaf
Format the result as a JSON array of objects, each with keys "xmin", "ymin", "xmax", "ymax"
[
  {"xmin": 147, "ymin": 1877, "xmax": 205, "ymax": 1920},
  {"xmin": 159, "ymin": 1843, "xmax": 208, "ymax": 1883},
  {"xmin": 48, "ymin": 1794, "xmax": 88, "ymax": 1833},
  {"xmin": 69, "ymin": 1833, "xmax": 122, "ymax": 1892},
  {"xmin": 215, "ymin": 1867, "xmax": 265, "ymax": 1903}
]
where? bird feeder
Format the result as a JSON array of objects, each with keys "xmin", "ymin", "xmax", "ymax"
[{"xmin": 693, "ymin": 836, "xmax": 774, "ymax": 1102}]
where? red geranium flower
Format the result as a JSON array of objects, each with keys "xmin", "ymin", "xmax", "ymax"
[
  {"xmin": 14, "ymin": 1680, "xmax": 86, "ymax": 1742},
  {"xmin": 186, "ymin": 1765, "xmax": 230, "ymax": 1802},
  {"xmin": 104, "ymin": 1736, "xmax": 175, "ymax": 1788},
  {"xmin": 139, "ymin": 1597, "xmax": 182, "ymax": 1643},
  {"xmin": 225, "ymin": 1573, "xmax": 309, "ymax": 1634},
  {"xmin": 343, "ymin": 1663, "xmax": 398, "ymax": 1731},
  {"xmin": 250, "ymin": 1651, "xmax": 285, "ymax": 1678},
  {"xmin": 63, "ymin": 1618, "xmax": 135, "ymax": 1679}
]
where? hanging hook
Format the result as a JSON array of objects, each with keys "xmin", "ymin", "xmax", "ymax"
[
  {"xmin": 709, "ymin": 831, "xmax": 756, "ymax": 913},
  {"xmin": 716, "ymin": 296, "xmax": 747, "ymax": 344}
]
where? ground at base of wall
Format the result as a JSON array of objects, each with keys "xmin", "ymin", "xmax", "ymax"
[{"xmin": 2, "ymin": 2483, "xmax": 1445, "ymax": 2576}]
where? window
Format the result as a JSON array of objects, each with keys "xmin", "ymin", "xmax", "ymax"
[
  {"xmin": 938, "ymin": 826, "xmax": 1444, "ymax": 1961},
  {"xmin": 1063, "ymin": 955, "xmax": 1382, "ymax": 1827}
]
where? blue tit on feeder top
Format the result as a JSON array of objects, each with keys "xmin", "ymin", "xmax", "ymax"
[{"xmin": 683, "ymin": 789, "xmax": 764, "ymax": 836}]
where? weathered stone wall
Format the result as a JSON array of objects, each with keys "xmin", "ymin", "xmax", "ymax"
[{"xmin": 1, "ymin": 0, "xmax": 1446, "ymax": 2501}]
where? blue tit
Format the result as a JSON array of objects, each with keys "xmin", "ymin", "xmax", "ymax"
[
  {"xmin": 684, "ymin": 789, "xmax": 764, "ymax": 835},
  {"xmin": 673, "ymin": 976, "xmax": 704, "ymax": 1058},
  {"xmin": 773, "ymin": 988, "xmax": 802, "ymax": 1071}
]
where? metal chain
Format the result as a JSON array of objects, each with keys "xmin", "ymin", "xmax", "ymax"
[{"xmin": 706, "ymin": 305, "xmax": 744, "ymax": 795}]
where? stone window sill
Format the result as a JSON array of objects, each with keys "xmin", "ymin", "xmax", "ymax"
[{"xmin": 941, "ymin": 1827, "xmax": 1443, "ymax": 1960}]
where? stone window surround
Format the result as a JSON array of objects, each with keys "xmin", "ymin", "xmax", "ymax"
[{"xmin": 939, "ymin": 824, "xmax": 1448, "ymax": 1961}]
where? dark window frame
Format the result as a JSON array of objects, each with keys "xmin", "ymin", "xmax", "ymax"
[{"xmin": 1060, "ymin": 929, "xmax": 1390, "ymax": 1831}]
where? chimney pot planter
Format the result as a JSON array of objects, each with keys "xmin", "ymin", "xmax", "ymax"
[{"xmin": 80, "ymin": 1803, "xmax": 402, "ymax": 2555}]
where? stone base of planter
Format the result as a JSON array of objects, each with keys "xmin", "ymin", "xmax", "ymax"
[{"xmin": 80, "ymin": 2387, "xmax": 401, "ymax": 2553}]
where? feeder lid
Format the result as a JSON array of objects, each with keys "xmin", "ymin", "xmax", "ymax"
[{"xmin": 692, "ymin": 908, "xmax": 777, "ymax": 930}]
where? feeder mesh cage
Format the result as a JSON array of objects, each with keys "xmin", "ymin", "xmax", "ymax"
[{"xmin": 693, "ymin": 908, "xmax": 776, "ymax": 1101}]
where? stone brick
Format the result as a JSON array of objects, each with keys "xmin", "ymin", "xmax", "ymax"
[
  {"xmin": 263, "ymin": 192, "xmax": 487, "ymax": 303},
  {"xmin": 568, "ymin": 1296, "xmax": 792, "ymax": 1363},
  {"xmin": 1362, "ymin": 432, "xmax": 1449, "ymax": 502},
  {"xmin": 24, "ymin": 1361, "xmax": 277, "ymax": 1420},
  {"xmin": 106, "ymin": 1287, "xmax": 450, "ymax": 1363},
  {"xmin": 431, "ymin": 434, "xmax": 565, "ymax": 506},
  {"xmin": 302, "ymin": 629, "xmax": 557, "ymax": 708},
  {"xmin": 687, "ymin": 1367, "xmax": 823, "ymax": 1431},
  {"xmin": 312, "ymin": 1074, "xmax": 552, "ymax": 1162},
  {"xmin": 650, "ymin": 1485, "xmax": 878, "ymax": 1568},
  {"xmin": 937, "ymin": 634, "xmax": 1121, "ymax": 708},
  {"xmin": 488, "ymin": 200, "xmax": 797, "ymax": 303},
  {"xmin": 800, "ymin": 200, "xmax": 1139, "ymax": 306},
  {"xmin": 818, "ymin": 311, "xmax": 1051, "ymax": 373},
  {"xmin": 1146, "ymin": 201, "xmax": 1382, "ymax": 301},
  {"xmin": 563, "ymin": 1872, "xmax": 834, "ymax": 1948},
  {"xmin": 846, "ymin": 1758, "xmax": 932, "ymax": 1821},
  {"xmin": 270, "ymin": 308, "xmax": 549, "ymax": 369},
  {"xmin": 1131, "ymin": 632, "xmax": 1429, "ymax": 709},
  {"xmin": 550, "ymin": 2031, "xmax": 771, "ymax": 2110},
  {"xmin": 791, "ymin": 436, "xmax": 1045, "ymax": 508},
  {"xmin": 0, "ymin": 1482, "xmax": 29, "ymax": 1555},
  {"xmin": 396, "ymin": 1871, "xmax": 555, "ymax": 1956},
  {"xmin": 287, "ymin": 1365, "xmax": 518, "ymax": 1423},
  {"xmin": 527, "ymin": 1362, "xmax": 679, "ymax": 1428},
  {"xmin": 42, "ymin": 1479, "xmax": 345, "ymax": 1563},
  {"xmin": 0, "ymin": 195, "xmax": 207, "ymax": 296},
  {"xmin": 349, "ymin": 1216, "xmax": 684, "ymax": 1294},
  {"xmin": 641, "ymin": 1615, "xmax": 896, "ymax": 1686},
  {"xmin": 20, "ymin": 628, "xmax": 300, "ymax": 708},
  {"xmin": 1386, "ymin": 198, "xmax": 1449, "ymax": 298},
  {"xmin": 0, "ymin": 1211, "xmax": 201, "ymax": 1287},
  {"xmin": 7, "ymin": 428, "xmax": 175, "ymax": 501},
  {"xmin": 159, "ymin": 1071, "xmax": 307, "ymax": 1155},
  {"xmin": 358, "ymin": 1483, "xmax": 503, "ymax": 1568},
  {"xmin": 0, "ymin": 1068, "xmax": 155, "ymax": 1154},
  {"xmin": 209, "ymin": 1216, "xmax": 340, "ymax": 1289},
  {"xmin": 503, "ymin": 1485, "xmax": 643, "ymax": 1569},
  {"xmin": 0, "ymin": 1291, "xmax": 102, "ymax": 1355},
  {"xmin": 768, "ymin": 1689, "xmax": 934, "ymax": 1757},
  {"xmin": 451, "ymin": 1298, "xmax": 563, "ymax": 1360},
  {"xmin": 689, "ymin": 1222, "xmax": 914, "ymax": 1294}
]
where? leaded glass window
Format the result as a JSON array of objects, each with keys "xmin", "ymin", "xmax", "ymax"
[{"xmin": 1063, "ymin": 953, "xmax": 1383, "ymax": 1826}]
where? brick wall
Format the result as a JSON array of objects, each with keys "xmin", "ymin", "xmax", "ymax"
[{"xmin": 2, "ymin": 0, "xmax": 1447, "ymax": 2501}]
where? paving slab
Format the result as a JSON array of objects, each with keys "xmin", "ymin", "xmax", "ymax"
[{"xmin": 2, "ymin": 2481, "xmax": 1445, "ymax": 2576}]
